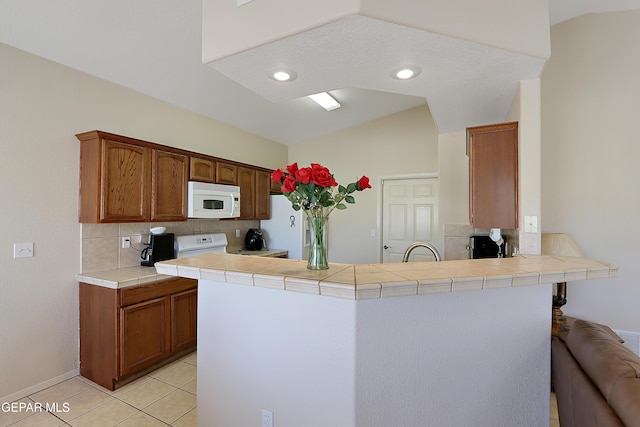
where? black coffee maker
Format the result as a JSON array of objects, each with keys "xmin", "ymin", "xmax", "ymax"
[
  {"xmin": 141, "ymin": 233, "xmax": 175, "ymax": 266},
  {"xmin": 245, "ymin": 228, "xmax": 264, "ymax": 251}
]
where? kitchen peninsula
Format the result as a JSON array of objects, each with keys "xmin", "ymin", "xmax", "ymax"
[{"xmin": 155, "ymin": 254, "xmax": 616, "ymax": 427}]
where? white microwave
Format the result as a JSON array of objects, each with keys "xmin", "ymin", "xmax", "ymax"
[{"xmin": 187, "ymin": 181, "xmax": 240, "ymax": 219}]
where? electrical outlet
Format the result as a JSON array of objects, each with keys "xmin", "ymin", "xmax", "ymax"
[
  {"xmin": 13, "ymin": 242, "xmax": 34, "ymax": 258},
  {"xmin": 236, "ymin": 229, "xmax": 241, "ymax": 238},
  {"xmin": 524, "ymin": 216, "xmax": 538, "ymax": 233},
  {"xmin": 122, "ymin": 237, "xmax": 131, "ymax": 249},
  {"xmin": 261, "ymin": 409, "xmax": 273, "ymax": 427}
]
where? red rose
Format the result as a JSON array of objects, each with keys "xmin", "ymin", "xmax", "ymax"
[
  {"xmin": 271, "ymin": 168, "xmax": 284, "ymax": 183},
  {"xmin": 295, "ymin": 167, "xmax": 312, "ymax": 184},
  {"xmin": 357, "ymin": 176, "xmax": 371, "ymax": 190},
  {"xmin": 282, "ymin": 175, "xmax": 297, "ymax": 193},
  {"xmin": 310, "ymin": 163, "xmax": 336, "ymax": 188},
  {"xmin": 286, "ymin": 162, "xmax": 299, "ymax": 176}
]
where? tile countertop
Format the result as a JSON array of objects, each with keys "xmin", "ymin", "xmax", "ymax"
[
  {"xmin": 154, "ymin": 254, "xmax": 618, "ymax": 300},
  {"xmin": 76, "ymin": 249, "xmax": 289, "ymax": 289},
  {"xmin": 76, "ymin": 266, "xmax": 172, "ymax": 289}
]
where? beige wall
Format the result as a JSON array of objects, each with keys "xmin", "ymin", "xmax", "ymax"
[
  {"xmin": 0, "ymin": 42, "xmax": 287, "ymax": 401},
  {"xmin": 542, "ymin": 11, "xmax": 640, "ymax": 331},
  {"xmin": 288, "ymin": 105, "xmax": 438, "ymax": 264}
]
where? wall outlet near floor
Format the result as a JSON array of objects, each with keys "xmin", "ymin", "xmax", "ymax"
[{"xmin": 262, "ymin": 409, "xmax": 273, "ymax": 427}]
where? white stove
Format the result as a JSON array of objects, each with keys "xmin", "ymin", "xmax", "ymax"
[{"xmin": 175, "ymin": 233, "xmax": 228, "ymax": 258}]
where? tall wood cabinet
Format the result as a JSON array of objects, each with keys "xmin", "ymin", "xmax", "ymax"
[
  {"xmin": 467, "ymin": 122, "xmax": 518, "ymax": 229},
  {"xmin": 79, "ymin": 277, "xmax": 197, "ymax": 390}
]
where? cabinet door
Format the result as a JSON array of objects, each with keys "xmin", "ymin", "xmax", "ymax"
[
  {"xmin": 468, "ymin": 122, "xmax": 518, "ymax": 229},
  {"xmin": 255, "ymin": 170, "xmax": 271, "ymax": 219},
  {"xmin": 216, "ymin": 162, "xmax": 237, "ymax": 185},
  {"xmin": 119, "ymin": 297, "xmax": 170, "ymax": 377},
  {"xmin": 171, "ymin": 289, "xmax": 198, "ymax": 353},
  {"xmin": 269, "ymin": 171, "xmax": 283, "ymax": 195},
  {"xmin": 101, "ymin": 139, "xmax": 151, "ymax": 222},
  {"xmin": 151, "ymin": 150, "xmax": 188, "ymax": 221},
  {"xmin": 237, "ymin": 166, "xmax": 256, "ymax": 220},
  {"xmin": 189, "ymin": 156, "xmax": 215, "ymax": 182}
]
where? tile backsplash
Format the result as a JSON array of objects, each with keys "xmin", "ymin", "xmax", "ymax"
[
  {"xmin": 81, "ymin": 219, "xmax": 259, "ymax": 273},
  {"xmin": 443, "ymin": 224, "xmax": 519, "ymax": 260}
]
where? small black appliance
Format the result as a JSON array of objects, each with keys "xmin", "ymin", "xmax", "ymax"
[
  {"xmin": 469, "ymin": 235, "xmax": 506, "ymax": 259},
  {"xmin": 245, "ymin": 228, "xmax": 264, "ymax": 251},
  {"xmin": 141, "ymin": 233, "xmax": 175, "ymax": 266}
]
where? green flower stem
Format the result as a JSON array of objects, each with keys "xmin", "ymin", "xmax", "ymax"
[{"xmin": 306, "ymin": 209, "xmax": 329, "ymax": 270}]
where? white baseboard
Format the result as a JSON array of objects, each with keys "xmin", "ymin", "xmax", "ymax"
[{"xmin": 1, "ymin": 369, "xmax": 80, "ymax": 404}]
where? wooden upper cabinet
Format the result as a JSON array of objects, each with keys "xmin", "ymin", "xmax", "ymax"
[
  {"xmin": 78, "ymin": 133, "xmax": 151, "ymax": 223},
  {"xmin": 269, "ymin": 171, "xmax": 282, "ymax": 195},
  {"xmin": 78, "ymin": 131, "xmax": 186, "ymax": 223},
  {"xmin": 468, "ymin": 122, "xmax": 518, "ymax": 229},
  {"xmin": 189, "ymin": 156, "xmax": 215, "ymax": 183},
  {"xmin": 151, "ymin": 150, "xmax": 188, "ymax": 222},
  {"xmin": 77, "ymin": 130, "xmax": 273, "ymax": 223},
  {"xmin": 216, "ymin": 161, "xmax": 237, "ymax": 185},
  {"xmin": 237, "ymin": 166, "xmax": 255, "ymax": 220},
  {"xmin": 255, "ymin": 170, "xmax": 271, "ymax": 219}
]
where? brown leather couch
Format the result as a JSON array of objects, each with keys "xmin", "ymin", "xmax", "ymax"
[{"xmin": 552, "ymin": 319, "xmax": 640, "ymax": 427}]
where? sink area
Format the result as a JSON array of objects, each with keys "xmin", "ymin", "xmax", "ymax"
[
  {"xmin": 402, "ymin": 242, "xmax": 441, "ymax": 262},
  {"xmin": 228, "ymin": 249, "xmax": 289, "ymax": 258}
]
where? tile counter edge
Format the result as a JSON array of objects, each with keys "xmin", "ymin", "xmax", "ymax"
[{"xmin": 154, "ymin": 254, "xmax": 618, "ymax": 300}]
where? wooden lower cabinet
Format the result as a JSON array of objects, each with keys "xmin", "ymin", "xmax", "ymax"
[
  {"xmin": 119, "ymin": 297, "xmax": 170, "ymax": 378},
  {"xmin": 79, "ymin": 277, "xmax": 197, "ymax": 390},
  {"xmin": 171, "ymin": 289, "xmax": 198, "ymax": 353}
]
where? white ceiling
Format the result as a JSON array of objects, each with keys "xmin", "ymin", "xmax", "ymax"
[{"xmin": 1, "ymin": 0, "xmax": 639, "ymax": 145}]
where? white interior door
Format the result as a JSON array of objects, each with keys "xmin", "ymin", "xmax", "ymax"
[{"xmin": 382, "ymin": 178, "xmax": 439, "ymax": 263}]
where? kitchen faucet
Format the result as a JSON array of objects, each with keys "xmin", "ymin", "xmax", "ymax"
[{"xmin": 402, "ymin": 242, "xmax": 442, "ymax": 262}]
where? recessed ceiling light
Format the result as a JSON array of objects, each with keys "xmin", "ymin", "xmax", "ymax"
[
  {"xmin": 269, "ymin": 69, "xmax": 297, "ymax": 82},
  {"xmin": 391, "ymin": 65, "xmax": 422, "ymax": 80},
  {"xmin": 308, "ymin": 92, "xmax": 341, "ymax": 111}
]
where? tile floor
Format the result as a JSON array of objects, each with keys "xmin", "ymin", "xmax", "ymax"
[
  {"xmin": 1, "ymin": 352, "xmax": 197, "ymax": 427},
  {"xmin": 2, "ymin": 352, "xmax": 561, "ymax": 427}
]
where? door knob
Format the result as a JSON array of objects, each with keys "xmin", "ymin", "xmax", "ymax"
[{"xmin": 383, "ymin": 245, "xmax": 391, "ymax": 250}]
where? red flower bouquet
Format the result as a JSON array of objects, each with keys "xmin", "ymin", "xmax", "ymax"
[
  {"xmin": 271, "ymin": 162, "xmax": 371, "ymax": 214},
  {"xmin": 271, "ymin": 162, "xmax": 371, "ymax": 270}
]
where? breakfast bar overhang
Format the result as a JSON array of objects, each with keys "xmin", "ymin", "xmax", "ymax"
[{"xmin": 155, "ymin": 255, "xmax": 617, "ymax": 427}]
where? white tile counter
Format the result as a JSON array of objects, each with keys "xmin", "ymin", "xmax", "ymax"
[
  {"xmin": 76, "ymin": 266, "xmax": 172, "ymax": 289},
  {"xmin": 154, "ymin": 253, "xmax": 617, "ymax": 299}
]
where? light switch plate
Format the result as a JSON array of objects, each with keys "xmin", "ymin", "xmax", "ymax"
[
  {"xmin": 13, "ymin": 242, "xmax": 34, "ymax": 258},
  {"xmin": 524, "ymin": 216, "xmax": 538, "ymax": 233}
]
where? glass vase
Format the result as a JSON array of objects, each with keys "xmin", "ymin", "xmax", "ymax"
[{"xmin": 306, "ymin": 211, "xmax": 329, "ymax": 270}]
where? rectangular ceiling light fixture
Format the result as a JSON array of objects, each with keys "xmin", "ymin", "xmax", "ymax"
[{"xmin": 308, "ymin": 92, "xmax": 341, "ymax": 111}]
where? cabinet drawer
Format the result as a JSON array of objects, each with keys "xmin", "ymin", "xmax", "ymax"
[{"xmin": 120, "ymin": 277, "xmax": 197, "ymax": 307}]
